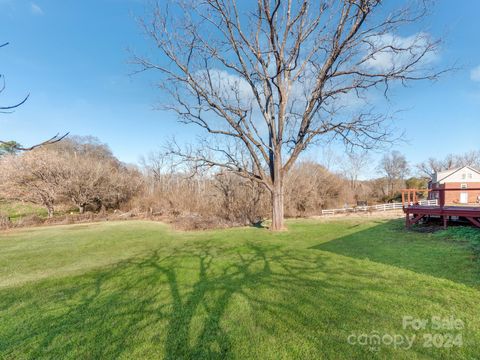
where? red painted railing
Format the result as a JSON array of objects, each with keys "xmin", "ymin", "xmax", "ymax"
[{"xmin": 401, "ymin": 188, "xmax": 480, "ymax": 209}]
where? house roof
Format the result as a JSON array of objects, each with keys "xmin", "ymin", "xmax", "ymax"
[{"xmin": 433, "ymin": 165, "xmax": 480, "ymax": 183}]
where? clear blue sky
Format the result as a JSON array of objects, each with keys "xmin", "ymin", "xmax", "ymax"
[{"xmin": 1, "ymin": 0, "xmax": 479, "ymax": 175}]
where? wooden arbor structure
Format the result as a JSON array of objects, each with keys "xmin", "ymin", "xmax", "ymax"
[{"xmin": 402, "ymin": 188, "xmax": 480, "ymax": 229}]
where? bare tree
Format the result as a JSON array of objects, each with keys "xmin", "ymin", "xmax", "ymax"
[
  {"xmin": 341, "ymin": 151, "xmax": 370, "ymax": 191},
  {"xmin": 50, "ymin": 137, "xmax": 141, "ymax": 213},
  {"xmin": 0, "ymin": 150, "xmax": 66, "ymax": 217},
  {"xmin": 134, "ymin": 0, "xmax": 443, "ymax": 230},
  {"xmin": 0, "ymin": 140, "xmax": 21, "ymax": 157},
  {"xmin": 62, "ymin": 156, "xmax": 112, "ymax": 214},
  {"xmin": 416, "ymin": 150, "xmax": 480, "ymax": 177},
  {"xmin": 416, "ymin": 157, "xmax": 449, "ymax": 178},
  {"xmin": 284, "ymin": 161, "xmax": 342, "ymax": 216},
  {"xmin": 0, "ymin": 136, "xmax": 141, "ymax": 218},
  {"xmin": 377, "ymin": 150, "xmax": 409, "ymax": 197}
]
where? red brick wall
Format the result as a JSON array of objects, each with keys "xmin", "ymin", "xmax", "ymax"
[{"xmin": 434, "ymin": 182, "xmax": 480, "ymax": 204}]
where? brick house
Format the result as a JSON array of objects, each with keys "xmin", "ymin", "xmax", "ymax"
[{"xmin": 429, "ymin": 165, "xmax": 480, "ymax": 204}]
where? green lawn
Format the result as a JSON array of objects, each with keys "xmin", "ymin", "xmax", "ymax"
[
  {"xmin": 0, "ymin": 218, "xmax": 479, "ymax": 359},
  {"xmin": 0, "ymin": 200, "xmax": 47, "ymax": 221}
]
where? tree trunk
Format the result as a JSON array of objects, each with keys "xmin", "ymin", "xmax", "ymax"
[
  {"xmin": 78, "ymin": 204, "xmax": 85, "ymax": 214},
  {"xmin": 47, "ymin": 205, "xmax": 54, "ymax": 218},
  {"xmin": 270, "ymin": 146, "xmax": 285, "ymax": 231},
  {"xmin": 269, "ymin": 141, "xmax": 286, "ymax": 231},
  {"xmin": 271, "ymin": 184, "xmax": 285, "ymax": 231}
]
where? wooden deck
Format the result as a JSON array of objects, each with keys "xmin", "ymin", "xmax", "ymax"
[{"xmin": 402, "ymin": 188, "xmax": 480, "ymax": 228}]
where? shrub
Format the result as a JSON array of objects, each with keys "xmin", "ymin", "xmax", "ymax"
[
  {"xmin": 15, "ymin": 215, "xmax": 45, "ymax": 228},
  {"xmin": 0, "ymin": 214, "xmax": 12, "ymax": 229}
]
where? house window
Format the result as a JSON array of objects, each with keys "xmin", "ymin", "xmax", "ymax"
[
  {"xmin": 461, "ymin": 183, "xmax": 468, "ymax": 189},
  {"xmin": 468, "ymin": 173, "xmax": 473, "ymax": 179},
  {"xmin": 462, "ymin": 173, "xmax": 466, "ymax": 180}
]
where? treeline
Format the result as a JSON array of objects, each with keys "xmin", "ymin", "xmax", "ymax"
[
  {"xmin": 0, "ymin": 136, "xmax": 478, "ymax": 228},
  {"xmin": 0, "ymin": 137, "xmax": 142, "ymax": 218},
  {"xmin": 138, "ymin": 155, "xmax": 346, "ymax": 226},
  {"xmin": 370, "ymin": 150, "xmax": 480, "ymax": 202}
]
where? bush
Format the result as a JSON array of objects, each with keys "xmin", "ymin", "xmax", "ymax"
[
  {"xmin": 169, "ymin": 214, "xmax": 239, "ymax": 231},
  {"xmin": 0, "ymin": 214, "xmax": 12, "ymax": 229},
  {"xmin": 15, "ymin": 214, "xmax": 45, "ymax": 228}
]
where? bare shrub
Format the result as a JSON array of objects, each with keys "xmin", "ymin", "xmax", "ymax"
[
  {"xmin": 284, "ymin": 161, "xmax": 343, "ymax": 217},
  {"xmin": 169, "ymin": 215, "xmax": 236, "ymax": 231},
  {"xmin": 15, "ymin": 214, "xmax": 44, "ymax": 228},
  {"xmin": 0, "ymin": 214, "xmax": 11, "ymax": 229},
  {"xmin": 213, "ymin": 172, "xmax": 269, "ymax": 225}
]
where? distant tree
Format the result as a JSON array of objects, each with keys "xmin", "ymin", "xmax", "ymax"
[
  {"xmin": 416, "ymin": 157, "xmax": 448, "ymax": 177},
  {"xmin": 341, "ymin": 151, "xmax": 370, "ymax": 192},
  {"xmin": 0, "ymin": 141, "xmax": 21, "ymax": 156},
  {"xmin": 378, "ymin": 151, "xmax": 409, "ymax": 197},
  {"xmin": 135, "ymin": 0, "xmax": 443, "ymax": 230},
  {"xmin": 461, "ymin": 150, "xmax": 480, "ymax": 169},
  {"xmin": 61, "ymin": 156, "xmax": 113, "ymax": 214},
  {"xmin": 365, "ymin": 177, "xmax": 389, "ymax": 203},
  {"xmin": 0, "ymin": 136, "xmax": 141, "ymax": 217},
  {"xmin": 48, "ymin": 137, "xmax": 140, "ymax": 213},
  {"xmin": 0, "ymin": 150, "xmax": 66, "ymax": 217},
  {"xmin": 284, "ymin": 161, "xmax": 342, "ymax": 215},
  {"xmin": 405, "ymin": 177, "xmax": 429, "ymax": 190},
  {"xmin": 416, "ymin": 151, "xmax": 480, "ymax": 177},
  {"xmin": 48, "ymin": 135, "xmax": 114, "ymax": 161}
]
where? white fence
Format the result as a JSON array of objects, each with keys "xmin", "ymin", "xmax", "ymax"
[{"xmin": 321, "ymin": 199, "xmax": 438, "ymax": 216}]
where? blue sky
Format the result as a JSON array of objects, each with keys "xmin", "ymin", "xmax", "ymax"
[{"xmin": 0, "ymin": 0, "xmax": 479, "ymax": 176}]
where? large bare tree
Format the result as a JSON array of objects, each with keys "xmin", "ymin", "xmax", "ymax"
[{"xmin": 135, "ymin": 0, "xmax": 443, "ymax": 230}]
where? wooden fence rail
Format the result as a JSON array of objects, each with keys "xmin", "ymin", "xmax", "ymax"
[{"xmin": 321, "ymin": 199, "xmax": 438, "ymax": 216}]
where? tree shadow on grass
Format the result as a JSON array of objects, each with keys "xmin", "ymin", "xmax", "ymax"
[
  {"xmin": 1, "ymin": 233, "xmax": 479, "ymax": 359},
  {"xmin": 1, "ymin": 243, "xmax": 322, "ymax": 359},
  {"xmin": 312, "ymin": 219, "xmax": 480, "ymax": 288}
]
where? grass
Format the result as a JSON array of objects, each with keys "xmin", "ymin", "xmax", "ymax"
[
  {"xmin": 433, "ymin": 226, "xmax": 480, "ymax": 259},
  {"xmin": 0, "ymin": 218, "xmax": 479, "ymax": 359},
  {"xmin": 0, "ymin": 200, "xmax": 47, "ymax": 221}
]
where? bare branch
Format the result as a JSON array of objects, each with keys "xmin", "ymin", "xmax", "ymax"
[{"xmin": 0, "ymin": 133, "xmax": 70, "ymax": 151}]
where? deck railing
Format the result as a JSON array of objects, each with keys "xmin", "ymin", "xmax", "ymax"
[{"xmin": 402, "ymin": 188, "xmax": 480, "ymax": 209}]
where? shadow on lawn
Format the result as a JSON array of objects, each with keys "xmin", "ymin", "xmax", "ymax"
[
  {"xmin": 1, "ymin": 222, "xmax": 478, "ymax": 359},
  {"xmin": 313, "ymin": 219, "xmax": 480, "ymax": 287},
  {"xmin": 5, "ymin": 241, "xmax": 426, "ymax": 359},
  {"xmin": 0, "ymin": 242, "xmax": 342, "ymax": 359}
]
